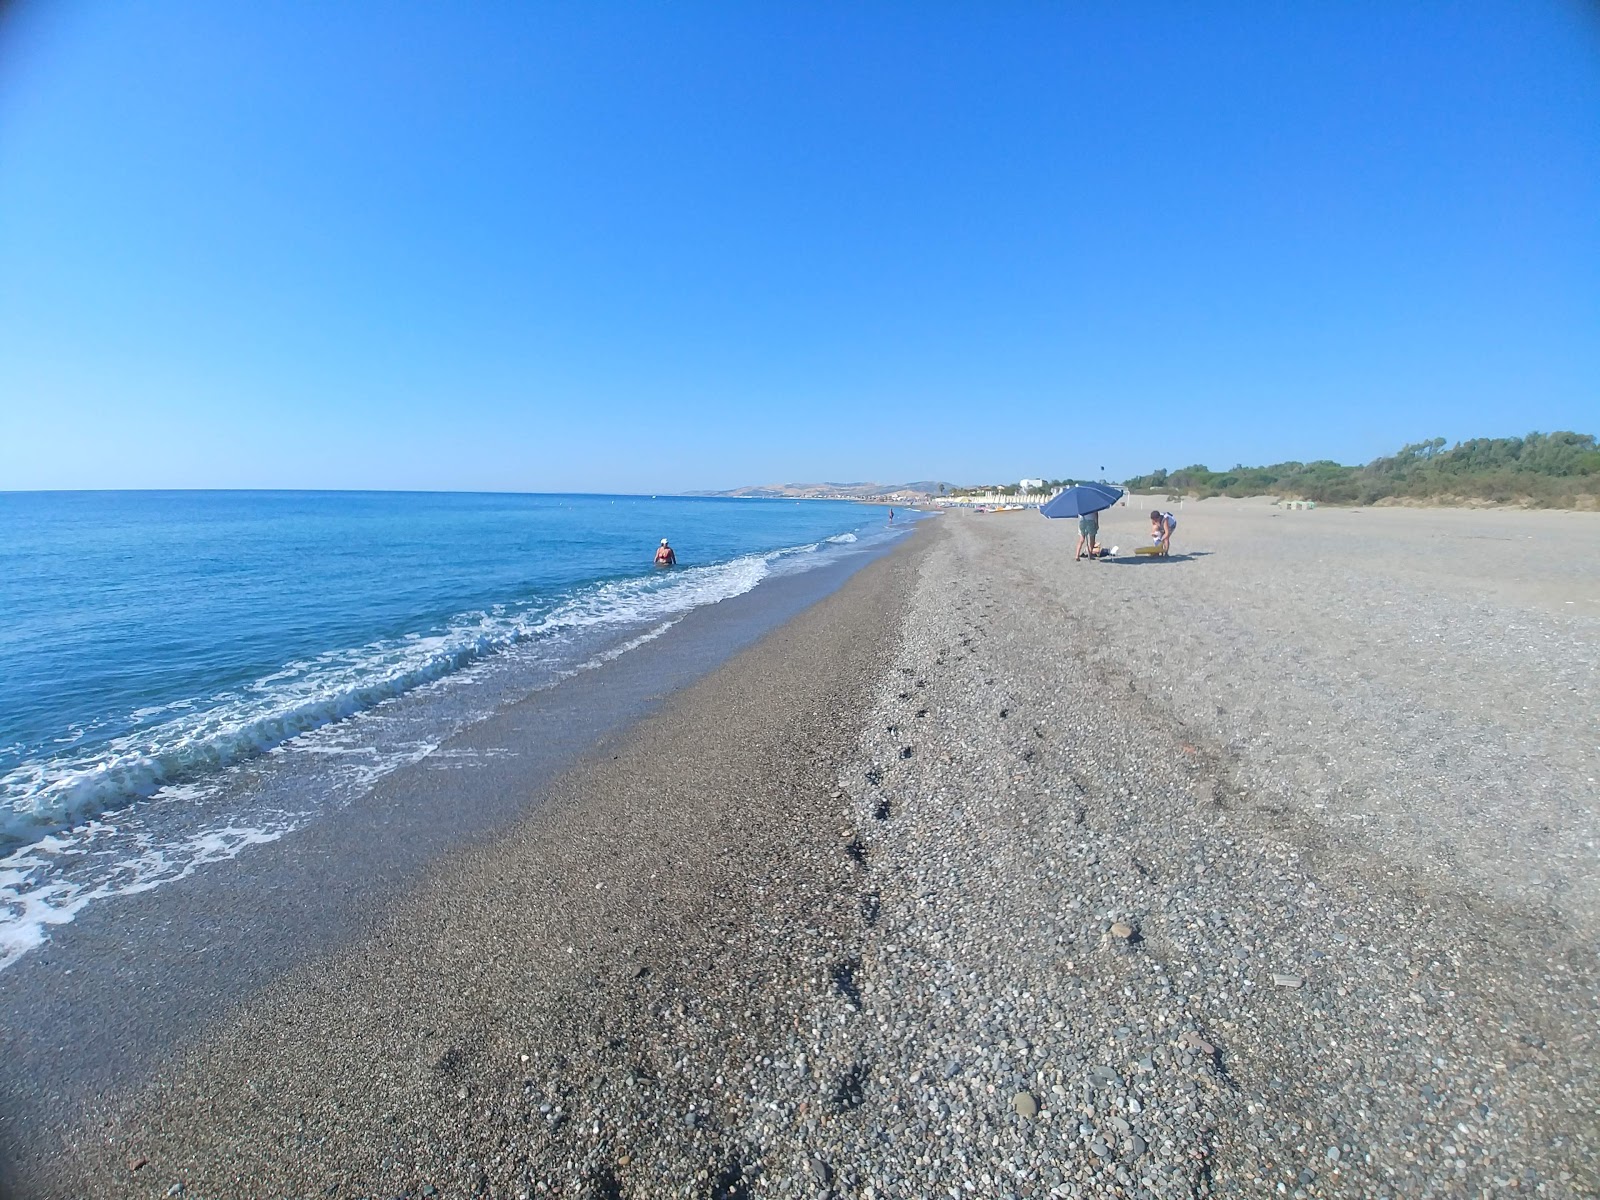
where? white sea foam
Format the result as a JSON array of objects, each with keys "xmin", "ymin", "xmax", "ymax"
[
  {"xmin": 0, "ymin": 810, "xmax": 299, "ymax": 972},
  {"xmin": 0, "ymin": 547, "xmax": 803, "ymax": 850},
  {"xmin": 574, "ymin": 619, "xmax": 681, "ymax": 672},
  {"xmin": 0, "ymin": 522, "xmax": 900, "ymax": 970}
]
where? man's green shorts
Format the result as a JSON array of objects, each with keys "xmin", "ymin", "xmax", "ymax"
[{"xmin": 1077, "ymin": 514, "xmax": 1099, "ymax": 536}]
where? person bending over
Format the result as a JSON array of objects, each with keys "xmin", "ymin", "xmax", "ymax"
[
  {"xmin": 655, "ymin": 538, "xmax": 677, "ymax": 566},
  {"xmin": 1149, "ymin": 510, "xmax": 1177, "ymax": 555}
]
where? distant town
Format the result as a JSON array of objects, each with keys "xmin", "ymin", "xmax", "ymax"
[{"xmin": 693, "ymin": 478, "xmax": 1105, "ymax": 506}]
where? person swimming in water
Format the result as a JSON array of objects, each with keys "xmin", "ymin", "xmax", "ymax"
[{"xmin": 654, "ymin": 538, "xmax": 676, "ymax": 566}]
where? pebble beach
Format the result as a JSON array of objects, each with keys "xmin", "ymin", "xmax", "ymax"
[{"xmin": 21, "ymin": 499, "xmax": 1600, "ymax": 1199}]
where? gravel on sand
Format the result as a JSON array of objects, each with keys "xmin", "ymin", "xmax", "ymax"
[{"xmin": 30, "ymin": 500, "xmax": 1600, "ymax": 1199}]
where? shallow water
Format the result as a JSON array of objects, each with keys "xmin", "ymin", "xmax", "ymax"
[{"xmin": 0, "ymin": 490, "xmax": 908, "ymax": 968}]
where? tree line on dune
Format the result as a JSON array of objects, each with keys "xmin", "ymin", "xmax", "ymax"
[{"xmin": 1123, "ymin": 431, "xmax": 1600, "ymax": 507}]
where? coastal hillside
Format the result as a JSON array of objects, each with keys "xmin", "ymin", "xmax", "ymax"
[
  {"xmin": 1125, "ymin": 430, "xmax": 1599, "ymax": 507},
  {"xmin": 693, "ymin": 481, "xmax": 956, "ymax": 500}
]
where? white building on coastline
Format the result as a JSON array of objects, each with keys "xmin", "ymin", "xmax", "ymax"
[{"xmin": 936, "ymin": 478, "xmax": 1054, "ymax": 508}]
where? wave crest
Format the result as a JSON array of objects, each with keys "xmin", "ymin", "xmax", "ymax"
[{"xmin": 1, "ymin": 548, "xmax": 790, "ymax": 849}]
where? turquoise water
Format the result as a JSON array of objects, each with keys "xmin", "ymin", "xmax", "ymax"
[{"xmin": 0, "ymin": 490, "xmax": 904, "ymax": 965}]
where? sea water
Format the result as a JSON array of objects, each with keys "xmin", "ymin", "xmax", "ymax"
[{"xmin": 0, "ymin": 490, "xmax": 907, "ymax": 968}]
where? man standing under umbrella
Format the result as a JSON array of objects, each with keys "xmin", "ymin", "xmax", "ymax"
[
  {"xmin": 1074, "ymin": 509, "xmax": 1100, "ymax": 561},
  {"xmin": 1040, "ymin": 481, "xmax": 1124, "ymax": 557}
]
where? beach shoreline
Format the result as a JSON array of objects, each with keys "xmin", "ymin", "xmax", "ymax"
[
  {"xmin": 0, "ymin": 521, "xmax": 926, "ymax": 1191},
  {"xmin": 18, "ymin": 518, "xmax": 929, "ymax": 1199},
  {"xmin": 18, "ymin": 500, "xmax": 1600, "ymax": 1198}
]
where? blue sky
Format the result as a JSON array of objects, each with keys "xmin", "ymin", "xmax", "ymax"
[{"xmin": 2, "ymin": 2, "xmax": 1596, "ymax": 492}]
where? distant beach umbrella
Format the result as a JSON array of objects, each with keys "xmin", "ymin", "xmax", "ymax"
[{"xmin": 1038, "ymin": 483, "xmax": 1124, "ymax": 518}]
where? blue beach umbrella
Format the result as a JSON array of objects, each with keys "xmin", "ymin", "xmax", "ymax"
[{"xmin": 1038, "ymin": 483, "xmax": 1124, "ymax": 518}]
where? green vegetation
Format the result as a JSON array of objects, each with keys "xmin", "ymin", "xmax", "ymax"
[{"xmin": 1123, "ymin": 431, "xmax": 1600, "ymax": 508}]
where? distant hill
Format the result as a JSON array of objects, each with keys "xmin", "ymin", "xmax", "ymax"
[{"xmin": 692, "ymin": 481, "xmax": 957, "ymax": 500}]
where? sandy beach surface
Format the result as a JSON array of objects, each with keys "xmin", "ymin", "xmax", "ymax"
[{"xmin": 18, "ymin": 500, "xmax": 1600, "ymax": 1199}]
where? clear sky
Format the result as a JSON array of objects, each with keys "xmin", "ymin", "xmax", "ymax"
[{"xmin": 2, "ymin": 2, "xmax": 1596, "ymax": 492}]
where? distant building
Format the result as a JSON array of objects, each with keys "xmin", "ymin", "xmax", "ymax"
[{"xmin": 1019, "ymin": 478, "xmax": 1046, "ymax": 491}]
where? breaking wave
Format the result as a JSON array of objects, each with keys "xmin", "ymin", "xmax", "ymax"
[{"xmin": 0, "ymin": 542, "xmax": 831, "ymax": 849}]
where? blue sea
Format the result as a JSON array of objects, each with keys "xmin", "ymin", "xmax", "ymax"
[{"xmin": 0, "ymin": 490, "xmax": 908, "ymax": 969}]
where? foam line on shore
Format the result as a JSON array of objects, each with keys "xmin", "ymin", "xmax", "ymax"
[
  {"xmin": 0, "ymin": 527, "xmax": 903, "ymax": 851},
  {"xmin": 0, "ymin": 523, "xmax": 931, "ymax": 1186},
  {"xmin": 0, "ymin": 525, "xmax": 917, "ymax": 976}
]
